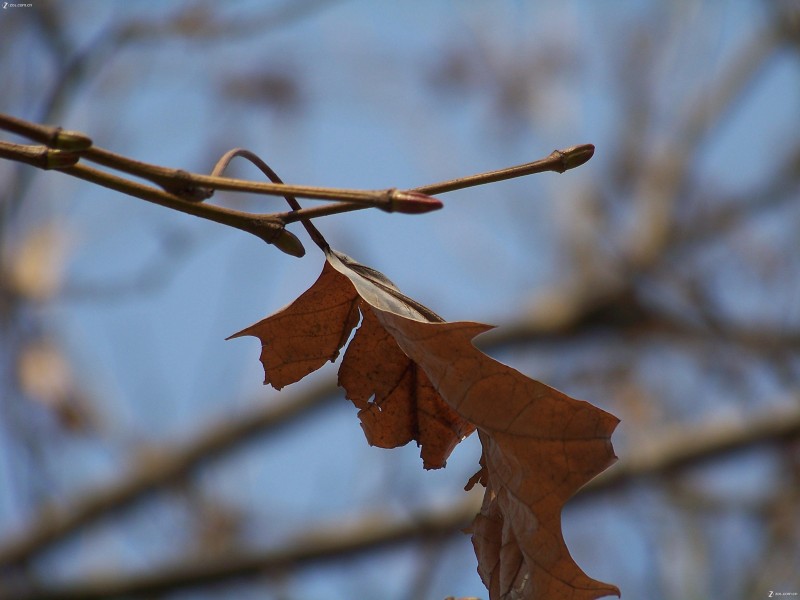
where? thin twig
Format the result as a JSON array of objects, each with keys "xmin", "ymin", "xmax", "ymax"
[
  {"xmin": 82, "ymin": 144, "xmax": 422, "ymax": 207},
  {"xmin": 0, "ymin": 114, "xmax": 91, "ymax": 151},
  {"xmin": 0, "ymin": 113, "xmax": 592, "ymax": 206},
  {"xmin": 0, "ymin": 114, "xmax": 442, "ymax": 207},
  {"xmin": 277, "ymin": 144, "xmax": 596, "ymax": 223},
  {"xmin": 413, "ymin": 144, "xmax": 595, "ymax": 195},
  {"xmin": 0, "ymin": 112, "xmax": 595, "ymax": 259},
  {"xmin": 0, "ymin": 141, "xmax": 79, "ymax": 170},
  {"xmin": 60, "ymin": 162, "xmax": 306, "ymax": 257}
]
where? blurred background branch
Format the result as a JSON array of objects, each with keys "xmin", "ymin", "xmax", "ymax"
[{"xmin": 3, "ymin": 400, "xmax": 798, "ymax": 599}]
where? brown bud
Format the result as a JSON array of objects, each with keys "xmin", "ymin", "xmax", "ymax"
[
  {"xmin": 44, "ymin": 150, "xmax": 80, "ymax": 170},
  {"xmin": 51, "ymin": 129, "xmax": 93, "ymax": 152},
  {"xmin": 269, "ymin": 228, "xmax": 305, "ymax": 257},
  {"xmin": 550, "ymin": 143, "xmax": 595, "ymax": 173}
]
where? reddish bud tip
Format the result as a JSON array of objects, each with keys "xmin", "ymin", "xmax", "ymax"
[{"xmin": 388, "ymin": 190, "xmax": 444, "ymax": 214}]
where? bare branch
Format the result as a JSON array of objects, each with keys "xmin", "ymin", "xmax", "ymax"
[
  {"xmin": 578, "ymin": 404, "xmax": 800, "ymax": 499},
  {"xmin": 1, "ymin": 268, "xmax": 796, "ymax": 573},
  {"xmin": 412, "ymin": 144, "xmax": 595, "ymax": 195},
  {"xmin": 0, "ymin": 380, "xmax": 339, "ymax": 570},
  {"xmin": 4, "ymin": 404, "xmax": 798, "ymax": 599},
  {"xmin": 0, "ymin": 500, "xmax": 476, "ymax": 600},
  {"xmin": 0, "ymin": 112, "xmax": 596, "ymax": 261},
  {"xmin": 476, "ymin": 284, "xmax": 800, "ymax": 355},
  {"xmin": 1, "ymin": 113, "xmax": 590, "ymax": 207}
]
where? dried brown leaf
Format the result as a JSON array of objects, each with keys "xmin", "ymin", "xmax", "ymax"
[
  {"xmin": 372, "ymin": 309, "xmax": 620, "ymax": 600},
  {"xmin": 339, "ymin": 307, "xmax": 474, "ymax": 469},
  {"xmin": 232, "ymin": 249, "xmax": 620, "ymax": 599},
  {"xmin": 228, "ymin": 258, "xmax": 360, "ymax": 390},
  {"xmin": 231, "ymin": 249, "xmax": 473, "ymax": 468}
]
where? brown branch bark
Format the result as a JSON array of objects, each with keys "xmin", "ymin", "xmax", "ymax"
[
  {"xmin": 0, "ymin": 113, "xmax": 590, "ymax": 207},
  {"xmin": 0, "ymin": 113, "xmax": 596, "ymax": 259}
]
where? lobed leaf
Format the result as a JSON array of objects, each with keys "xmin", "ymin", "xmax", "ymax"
[
  {"xmin": 372, "ymin": 308, "xmax": 620, "ymax": 600},
  {"xmin": 231, "ymin": 249, "xmax": 473, "ymax": 469},
  {"xmin": 231, "ymin": 249, "xmax": 620, "ymax": 599}
]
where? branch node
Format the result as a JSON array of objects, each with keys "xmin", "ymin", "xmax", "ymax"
[
  {"xmin": 50, "ymin": 128, "xmax": 93, "ymax": 152},
  {"xmin": 159, "ymin": 168, "xmax": 214, "ymax": 202},
  {"xmin": 44, "ymin": 149, "xmax": 81, "ymax": 170}
]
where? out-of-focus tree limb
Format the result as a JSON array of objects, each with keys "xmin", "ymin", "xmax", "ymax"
[
  {"xmin": 578, "ymin": 403, "xmax": 800, "ymax": 499},
  {"xmin": 0, "ymin": 500, "xmax": 475, "ymax": 600},
  {"xmin": 4, "ymin": 404, "xmax": 799, "ymax": 599},
  {"xmin": 0, "ymin": 379, "xmax": 339, "ymax": 569},
  {"xmin": 0, "ymin": 302, "xmax": 579, "ymax": 569},
  {"xmin": 31, "ymin": 0, "xmax": 347, "ymax": 120},
  {"xmin": 673, "ymin": 141, "xmax": 800, "ymax": 254},
  {"xmin": 622, "ymin": 24, "xmax": 780, "ymax": 273},
  {"xmin": 1, "ymin": 287, "xmax": 796, "ymax": 572},
  {"xmin": 478, "ymin": 285, "xmax": 800, "ymax": 355}
]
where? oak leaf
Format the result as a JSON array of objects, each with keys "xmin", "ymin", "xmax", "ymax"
[
  {"xmin": 230, "ymin": 249, "xmax": 474, "ymax": 469},
  {"xmin": 231, "ymin": 248, "xmax": 620, "ymax": 599},
  {"xmin": 372, "ymin": 309, "xmax": 620, "ymax": 599}
]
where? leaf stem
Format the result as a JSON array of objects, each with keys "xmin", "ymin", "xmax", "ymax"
[{"xmin": 210, "ymin": 148, "xmax": 329, "ymax": 252}]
